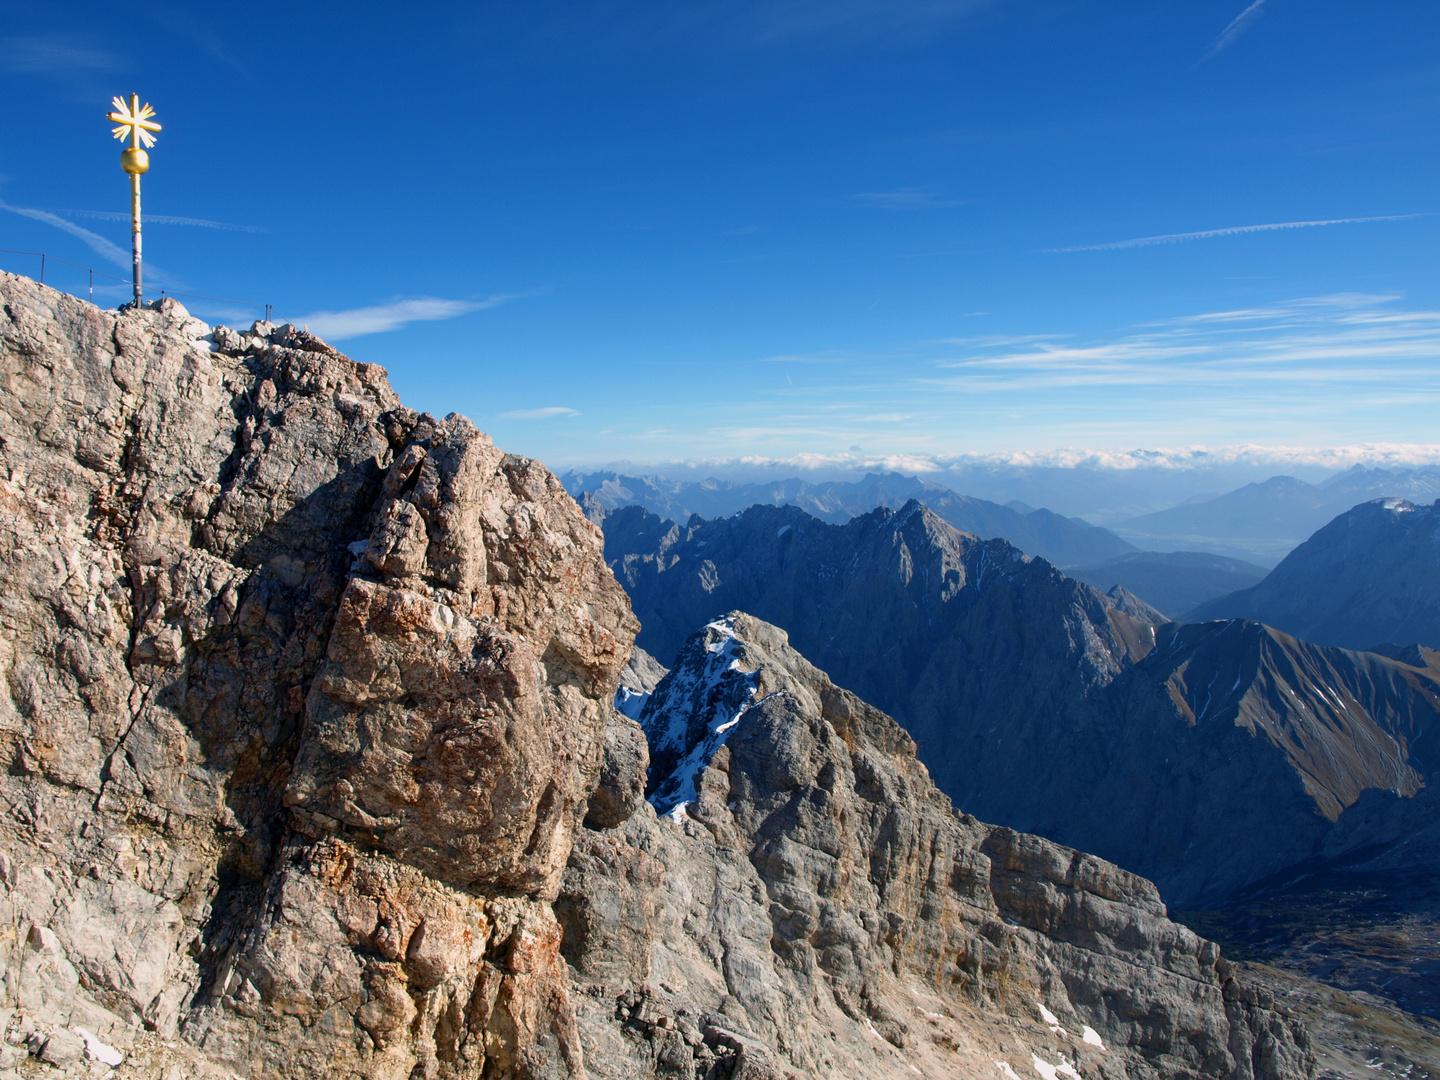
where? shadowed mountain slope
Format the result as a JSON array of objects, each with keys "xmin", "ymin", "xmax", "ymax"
[
  {"xmin": 1189, "ymin": 499, "xmax": 1440, "ymax": 650},
  {"xmin": 602, "ymin": 500, "xmax": 1440, "ymax": 909}
]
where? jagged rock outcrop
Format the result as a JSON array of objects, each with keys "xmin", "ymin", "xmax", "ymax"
[
  {"xmin": 1102, "ymin": 584, "xmax": 1165, "ymax": 624},
  {"xmin": 601, "ymin": 501, "xmax": 1440, "ymax": 907},
  {"xmin": 1188, "ymin": 498, "xmax": 1440, "ymax": 649},
  {"xmin": 0, "ymin": 273, "xmax": 636, "ymax": 1078},
  {"xmin": 559, "ymin": 613, "xmax": 1316, "ymax": 1079}
]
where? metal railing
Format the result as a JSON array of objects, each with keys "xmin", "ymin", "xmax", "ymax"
[{"xmin": 0, "ymin": 248, "xmax": 275, "ymax": 323}]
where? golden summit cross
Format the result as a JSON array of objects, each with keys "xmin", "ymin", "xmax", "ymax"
[{"xmin": 105, "ymin": 94, "xmax": 161, "ymax": 307}]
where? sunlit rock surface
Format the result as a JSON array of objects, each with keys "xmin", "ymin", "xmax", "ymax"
[
  {"xmin": 560, "ymin": 613, "xmax": 1316, "ymax": 1080},
  {"xmin": 0, "ymin": 273, "xmax": 635, "ymax": 1078}
]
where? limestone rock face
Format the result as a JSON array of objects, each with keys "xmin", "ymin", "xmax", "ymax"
[
  {"xmin": 0, "ymin": 273, "xmax": 635, "ymax": 1078},
  {"xmin": 560, "ymin": 614, "xmax": 1316, "ymax": 1080},
  {"xmin": 583, "ymin": 711, "xmax": 649, "ymax": 830}
]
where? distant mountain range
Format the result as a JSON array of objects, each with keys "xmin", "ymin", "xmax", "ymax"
[
  {"xmin": 1189, "ymin": 498, "xmax": 1440, "ymax": 650},
  {"xmin": 599, "ymin": 499, "xmax": 1440, "ymax": 909},
  {"xmin": 1112, "ymin": 466, "xmax": 1440, "ymax": 564},
  {"xmin": 580, "ymin": 456, "xmax": 1348, "ymax": 522},
  {"xmin": 566, "ymin": 469, "xmax": 1136, "ymax": 567},
  {"xmin": 577, "ymin": 461, "xmax": 1440, "ymax": 647}
]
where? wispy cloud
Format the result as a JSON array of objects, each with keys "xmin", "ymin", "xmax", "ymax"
[
  {"xmin": 293, "ymin": 295, "xmax": 516, "ymax": 340},
  {"xmin": 924, "ymin": 294, "xmax": 1440, "ymax": 400},
  {"xmin": 1048, "ymin": 214, "xmax": 1422, "ymax": 252},
  {"xmin": 500, "ymin": 406, "xmax": 580, "ymax": 420},
  {"xmin": 851, "ymin": 187, "xmax": 963, "ymax": 210},
  {"xmin": 1205, "ymin": 0, "xmax": 1268, "ymax": 58},
  {"xmin": 1157, "ymin": 293, "xmax": 1402, "ymax": 326},
  {"xmin": 54, "ymin": 209, "xmax": 265, "ymax": 233},
  {"xmin": 556, "ymin": 292, "xmax": 1440, "ymax": 467},
  {"xmin": 0, "ymin": 35, "xmax": 121, "ymax": 74},
  {"xmin": 0, "ymin": 200, "xmax": 132, "ymax": 269}
]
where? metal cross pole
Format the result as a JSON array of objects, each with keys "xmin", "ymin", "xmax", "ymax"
[{"xmin": 106, "ymin": 94, "xmax": 161, "ymax": 308}]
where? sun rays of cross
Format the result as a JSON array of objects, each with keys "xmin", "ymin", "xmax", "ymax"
[{"xmin": 107, "ymin": 94, "xmax": 160, "ymax": 149}]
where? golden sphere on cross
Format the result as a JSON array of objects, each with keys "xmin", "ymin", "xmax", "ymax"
[{"xmin": 121, "ymin": 147, "xmax": 150, "ymax": 175}]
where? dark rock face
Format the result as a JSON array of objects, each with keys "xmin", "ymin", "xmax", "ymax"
[
  {"xmin": 1188, "ymin": 499, "xmax": 1440, "ymax": 649},
  {"xmin": 559, "ymin": 614, "xmax": 1316, "ymax": 1080},
  {"xmin": 0, "ymin": 274, "xmax": 637, "ymax": 1078},
  {"xmin": 602, "ymin": 500, "xmax": 1440, "ymax": 908}
]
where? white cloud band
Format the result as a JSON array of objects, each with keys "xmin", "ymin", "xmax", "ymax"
[{"xmin": 0, "ymin": 201, "xmax": 132, "ymax": 269}]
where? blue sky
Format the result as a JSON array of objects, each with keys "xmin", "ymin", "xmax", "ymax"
[{"xmin": 4, "ymin": 1, "xmax": 1439, "ymax": 472}]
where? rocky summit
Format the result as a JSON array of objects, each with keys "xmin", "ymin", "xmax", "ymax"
[
  {"xmin": 559, "ymin": 612, "xmax": 1314, "ymax": 1079},
  {"xmin": 601, "ymin": 500, "xmax": 1440, "ymax": 909},
  {"xmin": 0, "ymin": 273, "xmax": 636, "ymax": 1078}
]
